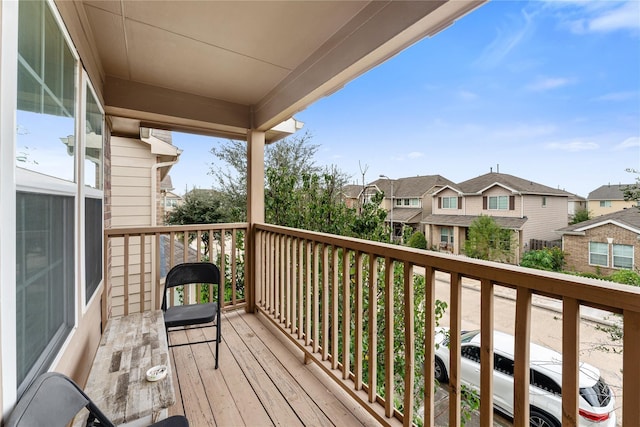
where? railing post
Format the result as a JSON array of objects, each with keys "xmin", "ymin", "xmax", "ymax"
[
  {"xmin": 480, "ymin": 278, "xmax": 494, "ymax": 427},
  {"xmin": 562, "ymin": 297, "xmax": 579, "ymax": 427},
  {"xmin": 624, "ymin": 309, "xmax": 640, "ymax": 425},
  {"xmin": 514, "ymin": 287, "xmax": 531, "ymax": 427}
]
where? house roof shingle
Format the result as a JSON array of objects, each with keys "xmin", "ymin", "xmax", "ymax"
[
  {"xmin": 455, "ymin": 172, "xmax": 569, "ymax": 196},
  {"xmin": 341, "ymin": 184, "xmax": 363, "ymax": 199},
  {"xmin": 587, "ymin": 184, "xmax": 635, "ymax": 201},
  {"xmin": 421, "ymin": 214, "xmax": 528, "ymax": 230},
  {"xmin": 557, "ymin": 208, "xmax": 640, "ymax": 234},
  {"xmin": 387, "ymin": 208, "xmax": 423, "ymax": 224},
  {"xmin": 371, "ymin": 175, "xmax": 456, "ymax": 198}
]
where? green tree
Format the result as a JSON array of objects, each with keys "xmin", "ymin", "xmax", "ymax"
[
  {"xmin": 407, "ymin": 231, "xmax": 427, "ymax": 249},
  {"xmin": 209, "ymin": 131, "xmax": 319, "ymax": 221},
  {"xmin": 464, "ymin": 215, "xmax": 514, "ymax": 263},
  {"xmin": 570, "ymin": 207, "xmax": 591, "ymax": 224},
  {"xmin": 623, "ymin": 168, "xmax": 640, "ymax": 209}
]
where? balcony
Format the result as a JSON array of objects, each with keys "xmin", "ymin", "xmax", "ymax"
[{"xmin": 105, "ymin": 223, "xmax": 640, "ymax": 426}]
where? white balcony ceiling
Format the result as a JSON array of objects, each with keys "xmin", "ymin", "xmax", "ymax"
[{"xmin": 56, "ymin": 0, "xmax": 485, "ymax": 140}]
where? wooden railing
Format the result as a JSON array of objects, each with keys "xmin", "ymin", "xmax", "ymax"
[
  {"xmin": 254, "ymin": 223, "xmax": 640, "ymax": 427},
  {"xmin": 103, "ymin": 223, "xmax": 249, "ymax": 325}
]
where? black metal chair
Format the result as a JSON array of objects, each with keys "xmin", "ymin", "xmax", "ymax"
[
  {"xmin": 5, "ymin": 372, "xmax": 188, "ymax": 427},
  {"xmin": 162, "ymin": 262, "xmax": 222, "ymax": 369}
]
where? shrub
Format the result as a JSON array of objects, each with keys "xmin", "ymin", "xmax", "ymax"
[
  {"xmin": 407, "ymin": 231, "xmax": 427, "ymax": 249},
  {"xmin": 609, "ymin": 269, "xmax": 640, "ymax": 286},
  {"xmin": 520, "ymin": 247, "xmax": 565, "ymax": 272}
]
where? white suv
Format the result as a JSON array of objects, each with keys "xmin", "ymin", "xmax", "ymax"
[{"xmin": 433, "ymin": 328, "xmax": 616, "ymax": 427}]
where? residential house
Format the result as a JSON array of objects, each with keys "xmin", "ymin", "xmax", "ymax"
[
  {"xmin": 340, "ymin": 184, "xmax": 363, "ymax": 210},
  {"xmin": 588, "ymin": 183, "xmax": 637, "ymax": 217},
  {"xmin": 567, "ymin": 193, "xmax": 587, "ymax": 222},
  {"xmin": 558, "ymin": 208, "xmax": 640, "ymax": 275},
  {"xmin": 4, "ymin": 2, "xmax": 640, "ymax": 426},
  {"xmin": 372, "ymin": 175, "xmax": 456, "ymax": 239},
  {"xmin": 160, "ymin": 175, "xmax": 183, "ymax": 222},
  {"xmin": 422, "ymin": 172, "xmax": 570, "ymax": 263}
]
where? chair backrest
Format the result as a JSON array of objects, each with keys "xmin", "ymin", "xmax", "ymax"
[
  {"xmin": 5, "ymin": 372, "xmax": 114, "ymax": 427},
  {"xmin": 162, "ymin": 262, "xmax": 221, "ymax": 309}
]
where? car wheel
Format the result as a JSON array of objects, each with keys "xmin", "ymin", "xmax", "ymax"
[
  {"xmin": 530, "ymin": 408, "xmax": 560, "ymax": 427},
  {"xmin": 434, "ymin": 357, "xmax": 448, "ymax": 383}
]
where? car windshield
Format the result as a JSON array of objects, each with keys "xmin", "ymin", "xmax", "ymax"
[{"xmin": 461, "ymin": 330, "xmax": 479, "ymax": 343}]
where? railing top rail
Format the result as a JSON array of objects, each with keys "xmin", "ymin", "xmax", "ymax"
[
  {"xmin": 105, "ymin": 223, "xmax": 250, "ymax": 237},
  {"xmin": 254, "ymin": 222, "xmax": 640, "ymax": 314}
]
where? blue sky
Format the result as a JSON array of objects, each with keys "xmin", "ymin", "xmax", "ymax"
[{"xmin": 171, "ymin": 0, "xmax": 640, "ymax": 197}]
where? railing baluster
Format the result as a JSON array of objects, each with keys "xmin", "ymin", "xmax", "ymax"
[
  {"xmin": 354, "ymin": 251, "xmax": 363, "ymax": 390},
  {"xmin": 562, "ymin": 297, "xmax": 579, "ymax": 427},
  {"xmin": 154, "ymin": 233, "xmax": 160, "ymax": 310},
  {"xmin": 403, "ymin": 262, "xmax": 414, "ymax": 427},
  {"xmin": 480, "ymin": 278, "xmax": 494, "ymax": 427},
  {"xmin": 514, "ymin": 287, "xmax": 532, "ymax": 426},
  {"xmin": 305, "ymin": 240, "xmax": 312, "ymax": 346},
  {"xmin": 220, "ymin": 230, "xmax": 226, "ymax": 309},
  {"xmin": 312, "ymin": 243, "xmax": 320, "ymax": 353},
  {"xmin": 231, "ymin": 230, "xmax": 237, "ymax": 306},
  {"xmin": 279, "ymin": 235, "xmax": 285, "ymax": 324},
  {"xmin": 139, "ymin": 234, "xmax": 145, "ymax": 312},
  {"xmin": 342, "ymin": 248, "xmax": 351, "ymax": 380},
  {"xmin": 287, "ymin": 237, "xmax": 293, "ymax": 330},
  {"xmin": 322, "ymin": 244, "xmax": 329, "ymax": 361},
  {"xmin": 124, "ymin": 234, "xmax": 130, "ymax": 315},
  {"xmin": 331, "ymin": 246, "xmax": 339, "ymax": 370},
  {"xmin": 368, "ymin": 254, "xmax": 378, "ymax": 404},
  {"xmin": 298, "ymin": 239, "xmax": 304, "ymax": 340},
  {"xmin": 384, "ymin": 256, "xmax": 394, "ymax": 418},
  {"xmin": 449, "ymin": 272, "xmax": 462, "ymax": 426},
  {"xmin": 423, "ymin": 266, "xmax": 435, "ymax": 427}
]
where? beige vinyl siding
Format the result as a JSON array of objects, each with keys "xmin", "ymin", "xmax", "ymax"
[
  {"xmin": 109, "ymin": 137, "xmax": 155, "ymax": 317},
  {"xmin": 432, "ymin": 188, "xmax": 461, "ymax": 215},
  {"xmin": 521, "ymin": 195, "xmax": 567, "ymax": 245},
  {"xmin": 589, "ymin": 199, "xmax": 637, "ymax": 217}
]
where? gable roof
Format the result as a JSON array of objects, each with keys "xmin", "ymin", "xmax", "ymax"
[
  {"xmin": 587, "ymin": 184, "xmax": 635, "ymax": 200},
  {"xmin": 456, "ymin": 172, "xmax": 569, "ymax": 196},
  {"xmin": 371, "ymin": 175, "xmax": 456, "ymax": 198},
  {"xmin": 341, "ymin": 184, "xmax": 364, "ymax": 199},
  {"xmin": 557, "ymin": 208, "xmax": 640, "ymax": 235}
]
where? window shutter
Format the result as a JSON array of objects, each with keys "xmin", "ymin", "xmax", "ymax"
[
  {"xmin": 458, "ymin": 197, "xmax": 462, "ymax": 210},
  {"xmin": 509, "ymin": 196, "xmax": 515, "ymax": 210},
  {"xmin": 438, "ymin": 197, "xmax": 441, "ymax": 208},
  {"xmin": 483, "ymin": 196, "xmax": 487, "ymax": 210}
]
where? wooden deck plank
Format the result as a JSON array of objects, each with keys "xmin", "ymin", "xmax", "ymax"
[
  {"xmin": 241, "ymin": 311, "xmax": 379, "ymax": 427},
  {"xmin": 169, "ymin": 330, "xmax": 216, "ymax": 426},
  {"xmin": 219, "ymin": 314, "xmax": 304, "ymax": 426},
  {"xmin": 225, "ymin": 312, "xmax": 333, "ymax": 426},
  {"xmin": 168, "ymin": 310, "xmax": 381, "ymax": 427}
]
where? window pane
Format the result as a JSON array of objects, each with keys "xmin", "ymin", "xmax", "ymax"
[
  {"xmin": 489, "ymin": 197, "xmax": 497, "ymax": 209},
  {"xmin": 85, "ymin": 87, "xmax": 103, "ymax": 189},
  {"xmin": 85, "ymin": 198, "xmax": 102, "ymax": 302},
  {"xmin": 589, "ymin": 242, "xmax": 608, "ymax": 266},
  {"xmin": 613, "ymin": 244, "xmax": 633, "ymax": 269},
  {"xmin": 498, "ymin": 196, "xmax": 508, "ymax": 210},
  {"xmin": 17, "ymin": 0, "xmax": 76, "ymax": 181},
  {"xmin": 16, "ymin": 192, "xmax": 74, "ymax": 391}
]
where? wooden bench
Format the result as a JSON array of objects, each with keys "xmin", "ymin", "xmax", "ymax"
[{"xmin": 73, "ymin": 310, "xmax": 176, "ymax": 427}]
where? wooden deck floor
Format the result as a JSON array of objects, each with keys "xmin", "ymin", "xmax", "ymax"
[{"xmin": 167, "ymin": 309, "xmax": 382, "ymax": 427}]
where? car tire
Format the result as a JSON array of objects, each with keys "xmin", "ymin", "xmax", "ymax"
[
  {"xmin": 530, "ymin": 407, "xmax": 560, "ymax": 427},
  {"xmin": 434, "ymin": 357, "xmax": 448, "ymax": 383}
]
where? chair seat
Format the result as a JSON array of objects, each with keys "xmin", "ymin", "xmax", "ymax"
[{"xmin": 164, "ymin": 302, "xmax": 218, "ymax": 328}]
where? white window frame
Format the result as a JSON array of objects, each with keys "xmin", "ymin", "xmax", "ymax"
[
  {"xmin": 589, "ymin": 242, "xmax": 608, "ymax": 267},
  {"xmin": 613, "ymin": 244, "xmax": 634, "ymax": 269},
  {"xmin": 600, "ymin": 200, "xmax": 612, "ymax": 208}
]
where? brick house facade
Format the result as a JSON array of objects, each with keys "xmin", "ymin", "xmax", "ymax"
[{"xmin": 558, "ymin": 209, "xmax": 640, "ymax": 275}]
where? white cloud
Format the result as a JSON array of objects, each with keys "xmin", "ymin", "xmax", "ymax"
[
  {"xmin": 545, "ymin": 141, "xmax": 599, "ymax": 152},
  {"xmin": 408, "ymin": 151, "xmax": 424, "ymax": 159},
  {"xmin": 614, "ymin": 136, "xmax": 640, "ymax": 150},
  {"xmin": 491, "ymin": 124, "xmax": 556, "ymax": 139},
  {"xmin": 474, "ymin": 10, "xmax": 535, "ymax": 69},
  {"xmin": 594, "ymin": 91, "xmax": 638, "ymax": 102},
  {"xmin": 458, "ymin": 89, "xmax": 479, "ymax": 101},
  {"xmin": 526, "ymin": 76, "xmax": 573, "ymax": 91},
  {"xmin": 542, "ymin": 0, "xmax": 640, "ymax": 35}
]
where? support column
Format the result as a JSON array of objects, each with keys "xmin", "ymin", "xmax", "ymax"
[{"xmin": 246, "ymin": 130, "xmax": 265, "ymax": 312}]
